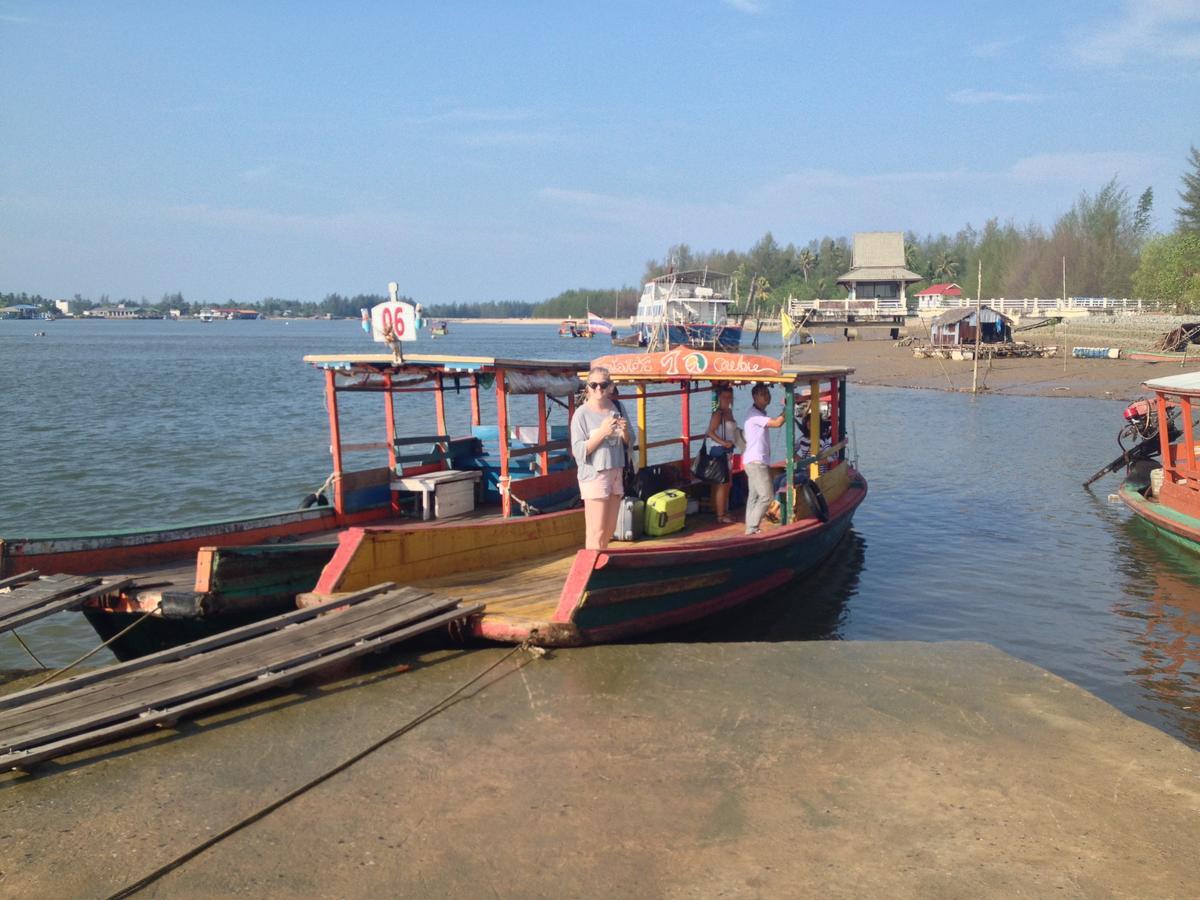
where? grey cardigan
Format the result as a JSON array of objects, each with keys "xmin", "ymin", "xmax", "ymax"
[{"xmin": 571, "ymin": 402, "xmax": 635, "ymax": 482}]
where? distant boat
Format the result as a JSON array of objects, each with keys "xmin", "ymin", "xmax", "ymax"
[
  {"xmin": 431, "ymin": 321, "xmax": 449, "ymax": 337},
  {"xmin": 586, "ymin": 312, "xmax": 613, "ymax": 335},
  {"xmin": 629, "ymin": 270, "xmax": 743, "ymax": 351},
  {"xmin": 559, "ymin": 319, "xmax": 593, "ymax": 338},
  {"xmin": 197, "ymin": 309, "xmax": 217, "ymax": 323}
]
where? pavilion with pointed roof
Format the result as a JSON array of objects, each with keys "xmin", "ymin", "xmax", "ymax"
[{"xmin": 836, "ymin": 232, "xmax": 924, "ymax": 308}]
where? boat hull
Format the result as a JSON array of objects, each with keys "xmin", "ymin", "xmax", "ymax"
[
  {"xmin": 1118, "ymin": 482, "xmax": 1200, "ymax": 553},
  {"xmin": 633, "ymin": 323, "xmax": 743, "ymax": 351},
  {"xmin": 477, "ymin": 471, "xmax": 866, "ymax": 645}
]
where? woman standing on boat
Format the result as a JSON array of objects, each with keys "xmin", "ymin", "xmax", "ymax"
[
  {"xmin": 572, "ymin": 366, "xmax": 633, "ymax": 550},
  {"xmin": 705, "ymin": 385, "xmax": 738, "ymax": 523}
]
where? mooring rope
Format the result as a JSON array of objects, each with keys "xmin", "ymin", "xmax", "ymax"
[
  {"xmin": 31, "ymin": 603, "xmax": 163, "ymax": 689},
  {"xmin": 105, "ymin": 642, "xmax": 543, "ymax": 899}
]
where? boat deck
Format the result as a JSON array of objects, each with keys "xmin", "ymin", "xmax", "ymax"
[{"xmin": 412, "ymin": 514, "xmax": 771, "ymax": 624}]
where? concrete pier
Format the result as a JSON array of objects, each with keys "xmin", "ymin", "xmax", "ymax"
[{"xmin": 1, "ymin": 641, "xmax": 1197, "ymax": 898}]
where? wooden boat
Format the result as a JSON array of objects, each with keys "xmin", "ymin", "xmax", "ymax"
[
  {"xmin": 431, "ymin": 321, "xmax": 449, "ymax": 336},
  {"xmin": 302, "ymin": 347, "xmax": 866, "ymax": 646},
  {"xmin": 559, "ymin": 319, "xmax": 593, "ymax": 338},
  {"xmin": 1, "ymin": 354, "xmax": 591, "ymax": 658},
  {"xmin": 8, "ymin": 342, "xmax": 863, "ymax": 655},
  {"xmin": 1120, "ymin": 372, "xmax": 1200, "ymax": 553}
]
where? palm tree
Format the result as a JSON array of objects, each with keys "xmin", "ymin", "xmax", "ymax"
[
  {"xmin": 798, "ymin": 249, "xmax": 816, "ymax": 283},
  {"xmin": 932, "ymin": 250, "xmax": 958, "ymax": 282}
]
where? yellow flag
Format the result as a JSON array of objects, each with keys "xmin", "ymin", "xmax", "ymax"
[{"xmin": 780, "ymin": 311, "xmax": 795, "ymax": 339}]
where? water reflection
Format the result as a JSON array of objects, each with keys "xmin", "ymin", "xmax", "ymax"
[
  {"xmin": 638, "ymin": 530, "xmax": 866, "ymax": 643},
  {"xmin": 1110, "ymin": 517, "xmax": 1200, "ymax": 746}
]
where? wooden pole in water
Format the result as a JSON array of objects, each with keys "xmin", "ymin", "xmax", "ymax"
[{"xmin": 972, "ymin": 260, "xmax": 982, "ymax": 394}]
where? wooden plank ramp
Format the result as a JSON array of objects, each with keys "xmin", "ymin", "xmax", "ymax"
[
  {"xmin": 0, "ymin": 583, "xmax": 481, "ymax": 771},
  {"xmin": 0, "ymin": 573, "xmax": 136, "ymax": 634}
]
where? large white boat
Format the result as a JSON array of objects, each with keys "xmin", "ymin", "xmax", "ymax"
[{"xmin": 628, "ymin": 269, "xmax": 743, "ymax": 351}]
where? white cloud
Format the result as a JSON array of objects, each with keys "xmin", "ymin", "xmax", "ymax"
[
  {"xmin": 948, "ymin": 88, "xmax": 1044, "ymax": 105},
  {"xmin": 1071, "ymin": 0, "xmax": 1200, "ymax": 64},
  {"xmin": 1007, "ymin": 151, "xmax": 1167, "ymax": 184},
  {"xmin": 721, "ymin": 0, "xmax": 765, "ymax": 13}
]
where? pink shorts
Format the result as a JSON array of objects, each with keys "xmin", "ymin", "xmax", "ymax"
[{"xmin": 579, "ymin": 468, "xmax": 624, "ymax": 500}]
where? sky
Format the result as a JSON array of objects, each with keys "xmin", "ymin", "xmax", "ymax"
[{"xmin": 2, "ymin": 0, "xmax": 1199, "ymax": 304}]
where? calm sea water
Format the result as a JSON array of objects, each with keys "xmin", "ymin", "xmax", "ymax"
[{"xmin": 2, "ymin": 318, "xmax": 1198, "ymax": 748}]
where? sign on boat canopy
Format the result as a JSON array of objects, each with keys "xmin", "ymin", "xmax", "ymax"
[
  {"xmin": 365, "ymin": 282, "xmax": 418, "ymax": 344},
  {"xmin": 591, "ymin": 347, "xmax": 782, "ymax": 381}
]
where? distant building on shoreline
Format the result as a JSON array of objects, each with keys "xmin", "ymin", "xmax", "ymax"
[{"xmin": 837, "ymin": 232, "xmax": 923, "ymax": 308}]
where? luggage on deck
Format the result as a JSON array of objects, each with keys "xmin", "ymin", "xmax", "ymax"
[
  {"xmin": 613, "ymin": 497, "xmax": 645, "ymax": 542},
  {"xmin": 645, "ymin": 489, "xmax": 687, "ymax": 536}
]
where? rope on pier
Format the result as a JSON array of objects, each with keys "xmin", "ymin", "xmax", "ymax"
[
  {"xmin": 31, "ymin": 603, "xmax": 162, "ymax": 688},
  {"xmin": 105, "ymin": 641, "xmax": 545, "ymax": 900}
]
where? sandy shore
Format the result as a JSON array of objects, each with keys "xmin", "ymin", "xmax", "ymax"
[
  {"xmin": 793, "ymin": 340, "xmax": 1188, "ymax": 400},
  {"xmin": 786, "ymin": 314, "xmax": 1196, "ymax": 401}
]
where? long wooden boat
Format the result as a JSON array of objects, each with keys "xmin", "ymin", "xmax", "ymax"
[
  {"xmin": 8, "ymin": 336, "xmax": 863, "ymax": 656},
  {"xmin": 1119, "ymin": 372, "xmax": 1200, "ymax": 553},
  {"xmin": 301, "ymin": 346, "xmax": 865, "ymax": 646}
]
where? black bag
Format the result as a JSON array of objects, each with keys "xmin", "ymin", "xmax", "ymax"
[
  {"xmin": 633, "ymin": 463, "xmax": 674, "ymax": 501},
  {"xmin": 694, "ymin": 441, "xmax": 729, "ymax": 485}
]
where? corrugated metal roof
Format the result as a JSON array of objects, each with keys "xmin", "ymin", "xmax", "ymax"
[
  {"xmin": 930, "ymin": 306, "xmax": 1013, "ymax": 327},
  {"xmin": 851, "ymin": 232, "xmax": 905, "ymax": 268},
  {"xmin": 836, "ymin": 266, "xmax": 925, "ymax": 284}
]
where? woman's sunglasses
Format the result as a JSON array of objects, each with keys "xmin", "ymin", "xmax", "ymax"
[{"xmin": 587, "ymin": 381, "xmax": 612, "ymax": 390}]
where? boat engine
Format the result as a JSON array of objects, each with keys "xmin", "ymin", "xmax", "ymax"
[{"xmin": 1082, "ymin": 399, "xmax": 1180, "ymax": 488}]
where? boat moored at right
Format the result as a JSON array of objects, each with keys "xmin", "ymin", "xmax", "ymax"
[{"xmin": 1119, "ymin": 372, "xmax": 1200, "ymax": 553}]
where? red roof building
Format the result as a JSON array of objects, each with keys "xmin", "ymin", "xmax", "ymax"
[{"xmin": 914, "ymin": 283, "xmax": 963, "ymax": 309}]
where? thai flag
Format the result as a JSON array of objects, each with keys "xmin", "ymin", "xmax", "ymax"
[{"xmin": 587, "ymin": 312, "xmax": 613, "ymax": 334}]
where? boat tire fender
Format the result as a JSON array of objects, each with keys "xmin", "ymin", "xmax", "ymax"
[
  {"xmin": 800, "ymin": 480, "xmax": 830, "ymax": 523},
  {"xmin": 301, "ymin": 492, "xmax": 329, "ymax": 509}
]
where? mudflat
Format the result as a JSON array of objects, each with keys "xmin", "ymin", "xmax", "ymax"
[{"xmin": 1, "ymin": 642, "xmax": 1197, "ymax": 898}]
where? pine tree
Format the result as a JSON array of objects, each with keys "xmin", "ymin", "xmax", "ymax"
[{"xmin": 1177, "ymin": 145, "xmax": 1200, "ymax": 233}]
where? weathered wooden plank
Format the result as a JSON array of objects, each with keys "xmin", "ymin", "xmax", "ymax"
[
  {"xmin": 0, "ymin": 583, "xmax": 399, "ymax": 712},
  {"xmin": 0, "ymin": 577, "xmax": 125, "ymax": 635},
  {"xmin": 0, "ymin": 590, "xmax": 457, "ymax": 741},
  {"xmin": 0, "ymin": 570, "xmax": 40, "ymax": 590},
  {"xmin": 0, "ymin": 601, "xmax": 482, "ymax": 771},
  {"xmin": 0, "ymin": 592, "xmax": 461, "ymax": 743},
  {"xmin": 0, "ymin": 592, "xmax": 452, "ymax": 732}
]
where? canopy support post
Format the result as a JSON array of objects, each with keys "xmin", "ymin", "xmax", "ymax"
[
  {"xmin": 496, "ymin": 369, "xmax": 511, "ymax": 517},
  {"xmin": 681, "ymin": 379, "xmax": 691, "ymax": 469},
  {"xmin": 537, "ymin": 392, "xmax": 549, "ymax": 475},
  {"xmin": 324, "ymin": 369, "xmax": 345, "ymax": 514},
  {"xmin": 637, "ymin": 384, "xmax": 648, "ymax": 470},
  {"xmin": 784, "ymin": 382, "xmax": 796, "ymax": 525},
  {"xmin": 809, "ymin": 378, "xmax": 821, "ymax": 481},
  {"xmin": 434, "ymin": 373, "xmax": 447, "ymax": 438},
  {"xmin": 829, "ymin": 378, "xmax": 841, "ymax": 468},
  {"xmin": 470, "ymin": 376, "xmax": 481, "ymax": 427}
]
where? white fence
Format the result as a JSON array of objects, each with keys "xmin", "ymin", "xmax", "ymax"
[{"xmin": 788, "ymin": 297, "xmax": 1167, "ymax": 318}]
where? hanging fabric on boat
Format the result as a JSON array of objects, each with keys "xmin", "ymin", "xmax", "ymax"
[{"xmin": 503, "ymin": 371, "xmax": 582, "ymax": 396}]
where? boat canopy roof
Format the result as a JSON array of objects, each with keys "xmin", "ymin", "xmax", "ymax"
[
  {"xmin": 589, "ymin": 348, "xmax": 853, "ymax": 386},
  {"xmin": 304, "ymin": 353, "xmax": 587, "ymax": 376},
  {"xmin": 1143, "ymin": 371, "xmax": 1200, "ymax": 396}
]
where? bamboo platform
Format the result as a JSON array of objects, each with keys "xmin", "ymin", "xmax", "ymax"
[{"xmin": 0, "ymin": 584, "xmax": 480, "ymax": 771}]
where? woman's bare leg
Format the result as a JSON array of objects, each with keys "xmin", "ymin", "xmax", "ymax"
[
  {"xmin": 598, "ymin": 495, "xmax": 622, "ymax": 550},
  {"xmin": 584, "ymin": 498, "xmax": 607, "ymax": 550},
  {"xmin": 713, "ymin": 482, "xmax": 731, "ymax": 519}
]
